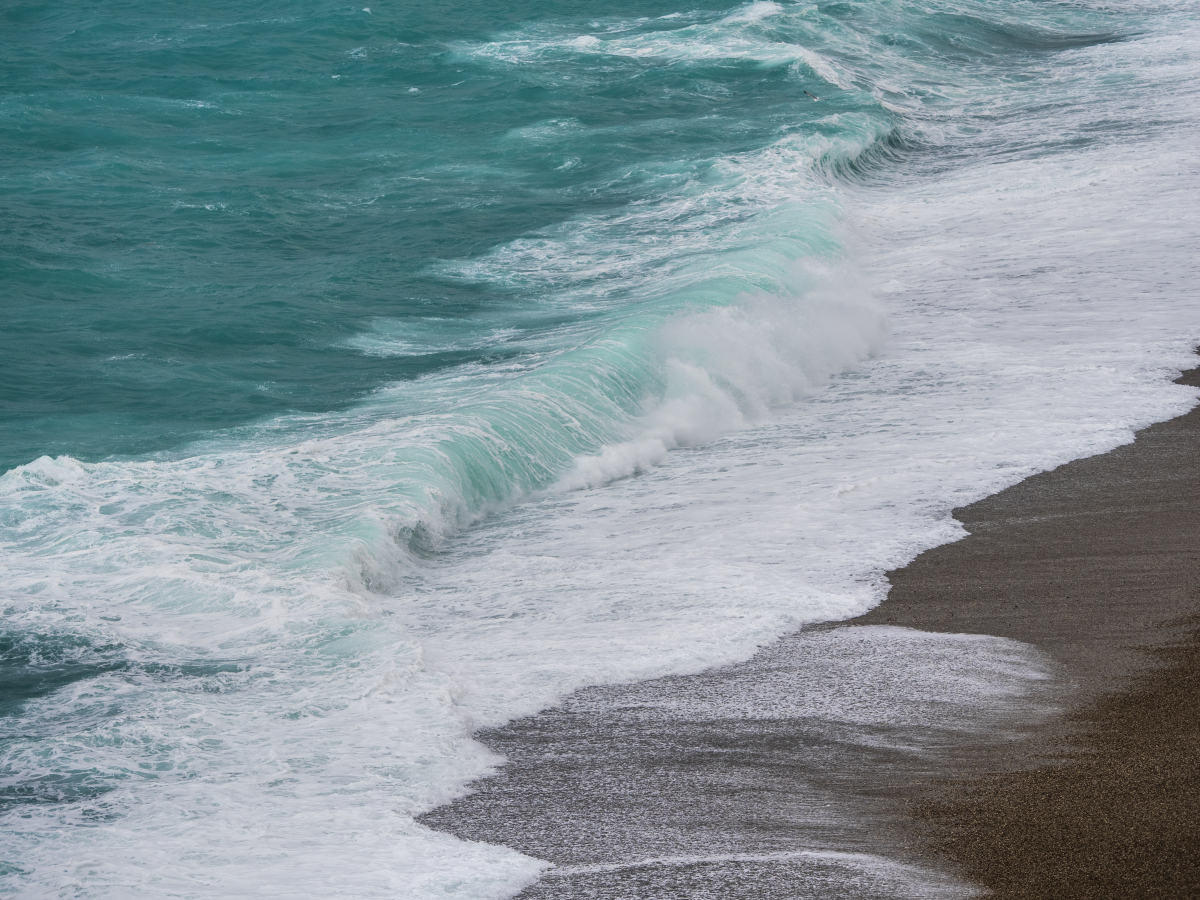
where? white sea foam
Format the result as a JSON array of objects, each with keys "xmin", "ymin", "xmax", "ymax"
[
  {"xmin": 554, "ymin": 268, "xmax": 887, "ymax": 490},
  {"xmin": 346, "ymin": 319, "xmax": 522, "ymax": 357},
  {"xmin": 454, "ymin": 0, "xmax": 846, "ymax": 77},
  {"xmin": 557, "ymin": 848, "xmax": 979, "ymax": 899}
]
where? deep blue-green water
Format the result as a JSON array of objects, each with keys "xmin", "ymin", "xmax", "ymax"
[{"xmin": 2, "ymin": 0, "xmax": 1199, "ymax": 896}]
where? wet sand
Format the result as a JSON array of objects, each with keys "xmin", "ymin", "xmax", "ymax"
[
  {"xmin": 914, "ymin": 623, "xmax": 1200, "ymax": 899},
  {"xmin": 854, "ymin": 360, "xmax": 1200, "ymax": 898},
  {"xmin": 420, "ymin": 362, "xmax": 1200, "ymax": 899}
]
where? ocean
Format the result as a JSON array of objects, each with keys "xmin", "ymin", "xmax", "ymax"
[{"xmin": 1, "ymin": 0, "xmax": 1198, "ymax": 896}]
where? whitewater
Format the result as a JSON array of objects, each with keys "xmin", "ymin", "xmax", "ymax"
[{"xmin": 2, "ymin": 0, "xmax": 1198, "ymax": 897}]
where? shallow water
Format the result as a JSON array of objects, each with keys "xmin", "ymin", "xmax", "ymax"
[
  {"xmin": 423, "ymin": 625, "xmax": 1061, "ymax": 899},
  {"xmin": 2, "ymin": 0, "xmax": 1199, "ymax": 896}
]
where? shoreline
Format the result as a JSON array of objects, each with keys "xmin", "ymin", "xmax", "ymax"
[
  {"xmin": 915, "ymin": 619, "xmax": 1200, "ymax": 898},
  {"xmin": 849, "ymin": 361, "xmax": 1200, "ymax": 699},
  {"xmin": 420, "ymin": 360, "xmax": 1200, "ymax": 899},
  {"xmin": 851, "ymin": 360, "xmax": 1200, "ymax": 897}
]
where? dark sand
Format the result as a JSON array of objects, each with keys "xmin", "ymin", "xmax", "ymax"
[
  {"xmin": 914, "ymin": 623, "xmax": 1200, "ymax": 899},
  {"xmin": 421, "ymin": 363, "xmax": 1200, "ymax": 899},
  {"xmin": 853, "ymin": 361, "xmax": 1200, "ymax": 899}
]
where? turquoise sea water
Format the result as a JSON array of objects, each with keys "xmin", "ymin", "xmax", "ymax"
[
  {"xmin": 1, "ymin": 0, "xmax": 1124, "ymax": 472},
  {"xmin": 3, "ymin": 0, "xmax": 1199, "ymax": 896},
  {"xmin": 1, "ymin": 0, "xmax": 854, "ymax": 469}
]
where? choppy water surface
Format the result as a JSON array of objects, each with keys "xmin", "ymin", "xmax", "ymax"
[{"xmin": 2, "ymin": 0, "xmax": 1199, "ymax": 897}]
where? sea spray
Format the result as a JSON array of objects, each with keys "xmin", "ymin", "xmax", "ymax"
[{"xmin": 556, "ymin": 261, "xmax": 885, "ymax": 490}]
